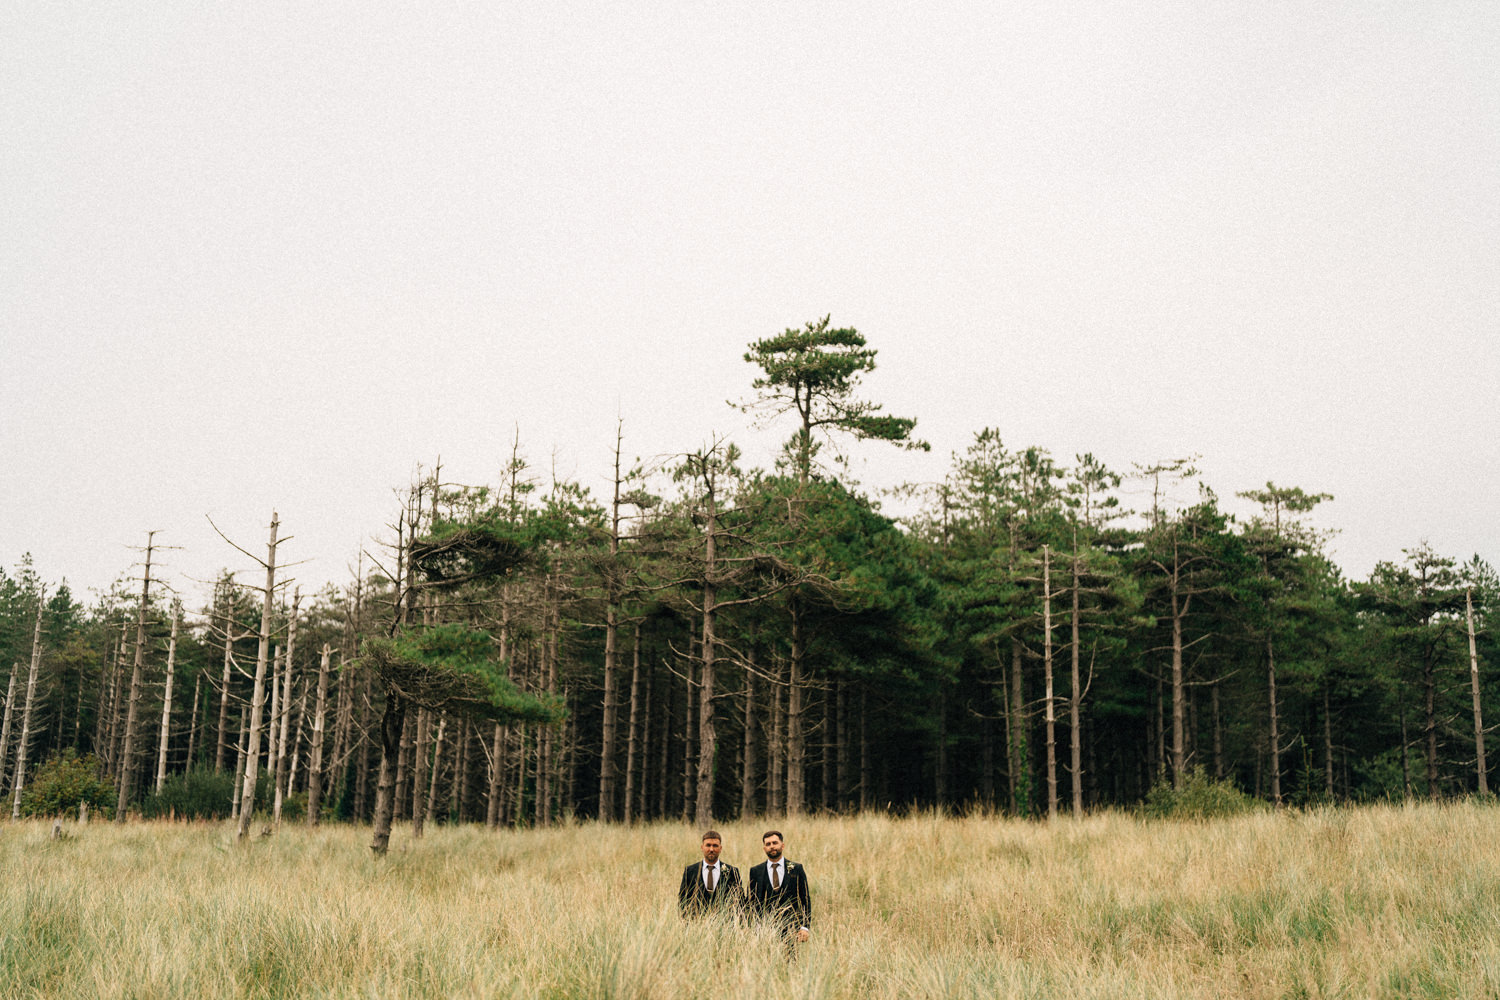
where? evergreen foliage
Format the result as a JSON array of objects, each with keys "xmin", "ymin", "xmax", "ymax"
[
  {"xmin": 1, "ymin": 326, "xmax": 1495, "ymax": 824},
  {"xmin": 1143, "ymin": 767, "xmax": 1263, "ymax": 820},
  {"xmin": 144, "ymin": 765, "xmax": 238, "ymax": 820},
  {"xmin": 358, "ymin": 624, "xmax": 561, "ymax": 725},
  {"xmin": 18, "ymin": 750, "xmax": 114, "ymax": 818}
]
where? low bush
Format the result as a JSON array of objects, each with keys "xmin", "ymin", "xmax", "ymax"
[
  {"xmin": 18, "ymin": 749, "xmax": 114, "ymax": 818},
  {"xmin": 144, "ymin": 765, "xmax": 238, "ymax": 820},
  {"xmin": 1143, "ymin": 767, "xmax": 1263, "ymax": 820}
]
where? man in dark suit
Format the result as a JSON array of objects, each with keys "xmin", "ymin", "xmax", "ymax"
[
  {"xmin": 746, "ymin": 830, "xmax": 811, "ymax": 946},
  {"xmin": 678, "ymin": 829, "xmax": 743, "ymax": 918}
]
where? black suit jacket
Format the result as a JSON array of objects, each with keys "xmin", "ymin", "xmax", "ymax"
[
  {"xmin": 678, "ymin": 861, "xmax": 742, "ymax": 917},
  {"xmin": 746, "ymin": 859, "xmax": 811, "ymax": 931}
]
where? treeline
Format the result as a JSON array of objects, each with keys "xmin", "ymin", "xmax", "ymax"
[{"xmin": 1, "ymin": 320, "xmax": 1496, "ymax": 830}]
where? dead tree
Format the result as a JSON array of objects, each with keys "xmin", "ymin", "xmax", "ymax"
[
  {"xmin": 211, "ymin": 512, "xmax": 289, "ymax": 843},
  {"xmin": 154, "ymin": 605, "xmax": 181, "ymax": 794},
  {"xmin": 115, "ymin": 534, "xmax": 160, "ymax": 821},
  {"xmin": 306, "ymin": 642, "xmax": 333, "ymax": 825},
  {"xmin": 11, "ymin": 594, "xmax": 46, "ymax": 818}
]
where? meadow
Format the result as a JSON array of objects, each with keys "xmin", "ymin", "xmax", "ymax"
[{"xmin": 3, "ymin": 802, "xmax": 1499, "ymax": 999}]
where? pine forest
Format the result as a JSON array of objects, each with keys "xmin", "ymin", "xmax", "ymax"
[{"xmin": 3, "ymin": 320, "xmax": 1496, "ymax": 846}]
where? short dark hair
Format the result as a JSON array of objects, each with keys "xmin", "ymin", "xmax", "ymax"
[
  {"xmin": 762, "ymin": 830, "xmax": 783, "ymax": 842},
  {"xmin": 702, "ymin": 830, "xmax": 722, "ymax": 842}
]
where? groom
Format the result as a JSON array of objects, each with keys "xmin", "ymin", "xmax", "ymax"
[
  {"xmin": 678, "ymin": 830, "xmax": 743, "ymax": 917},
  {"xmin": 746, "ymin": 830, "xmax": 811, "ymax": 945}
]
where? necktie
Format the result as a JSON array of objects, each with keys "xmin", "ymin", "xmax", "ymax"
[
  {"xmin": 706, "ymin": 865, "xmax": 716, "ymax": 892},
  {"xmin": 772, "ymin": 863, "xmax": 781, "ymax": 890}
]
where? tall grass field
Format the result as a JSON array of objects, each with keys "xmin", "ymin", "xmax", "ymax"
[{"xmin": 3, "ymin": 802, "xmax": 1499, "ymax": 998}]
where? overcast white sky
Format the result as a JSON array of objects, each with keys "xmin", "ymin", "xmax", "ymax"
[{"xmin": 3, "ymin": 3, "xmax": 1496, "ymax": 607}]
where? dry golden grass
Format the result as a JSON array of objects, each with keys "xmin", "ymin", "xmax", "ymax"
[{"xmin": 3, "ymin": 801, "xmax": 1500, "ymax": 998}]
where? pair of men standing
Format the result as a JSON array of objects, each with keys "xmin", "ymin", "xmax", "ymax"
[{"xmin": 678, "ymin": 830, "xmax": 811, "ymax": 945}]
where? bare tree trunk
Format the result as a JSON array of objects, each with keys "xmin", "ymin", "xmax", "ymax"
[
  {"xmin": 306, "ymin": 644, "xmax": 332, "ymax": 825},
  {"xmin": 101, "ymin": 624, "xmax": 127, "ymax": 777},
  {"xmin": 740, "ymin": 662, "xmax": 756, "ymax": 819},
  {"xmin": 185, "ymin": 671, "xmax": 202, "ymax": 769},
  {"xmin": 424, "ymin": 714, "xmax": 447, "ymax": 828},
  {"xmin": 0, "ymin": 667, "xmax": 16, "ymax": 795},
  {"xmin": 1008, "ymin": 640, "xmax": 1024, "ymax": 815},
  {"xmin": 508, "ymin": 645, "xmax": 527, "ymax": 825},
  {"xmin": 486, "ymin": 723, "xmax": 505, "ymax": 829},
  {"xmin": 411, "ymin": 708, "xmax": 431, "ymax": 837},
  {"xmin": 636, "ymin": 651, "xmax": 653, "ymax": 823},
  {"xmin": 394, "ymin": 711, "xmax": 413, "ymax": 820},
  {"xmin": 273, "ymin": 594, "xmax": 299, "ymax": 827},
  {"xmin": 695, "ymin": 638, "xmax": 716, "ymax": 827},
  {"xmin": 624, "ymin": 627, "xmax": 642, "ymax": 824},
  {"xmin": 215, "ymin": 593, "xmax": 235, "ymax": 772},
  {"xmin": 534, "ymin": 602, "xmax": 561, "ymax": 827},
  {"xmin": 534, "ymin": 711, "xmax": 547, "ymax": 827},
  {"xmin": 454, "ymin": 717, "xmax": 471, "ymax": 822},
  {"xmin": 514, "ymin": 722, "xmax": 529, "ymax": 827},
  {"xmin": 694, "ymin": 473, "xmax": 720, "ymax": 829},
  {"xmin": 369, "ymin": 692, "xmax": 407, "ymax": 853},
  {"xmin": 563, "ymin": 689, "xmax": 579, "ymax": 818},
  {"xmin": 681, "ymin": 636, "xmax": 696, "ymax": 822},
  {"xmin": 93, "ymin": 632, "xmax": 116, "ymax": 769},
  {"xmin": 155, "ymin": 607, "xmax": 180, "ymax": 794},
  {"xmin": 1469, "ymin": 589, "xmax": 1489, "ymax": 795},
  {"xmin": 769, "ymin": 656, "xmax": 785, "ymax": 815},
  {"xmin": 69, "ymin": 651, "xmax": 87, "ymax": 753},
  {"xmin": 1043, "ymin": 545, "xmax": 1058, "ymax": 820},
  {"xmin": 330, "ymin": 575, "xmax": 360, "ymax": 800},
  {"xmin": 1267, "ymin": 636, "xmax": 1282, "ymax": 807},
  {"xmin": 11, "ymin": 598, "xmax": 45, "ymax": 818},
  {"xmin": 654, "ymin": 665, "xmax": 669, "ymax": 820},
  {"xmin": 598, "ymin": 425, "xmax": 625, "ymax": 821},
  {"xmin": 486, "ymin": 594, "xmax": 511, "ymax": 829},
  {"xmin": 267, "ymin": 646, "xmax": 281, "ymax": 792},
  {"xmin": 327, "ymin": 668, "xmax": 350, "ymax": 804},
  {"xmin": 540, "ymin": 615, "xmax": 560, "ymax": 825},
  {"xmin": 286, "ymin": 684, "xmax": 307, "ymax": 794},
  {"xmin": 372, "ymin": 487, "xmax": 423, "ymax": 853},
  {"xmin": 640, "ymin": 651, "xmax": 655, "ymax": 822},
  {"xmin": 787, "ymin": 609, "xmax": 805, "ymax": 816},
  {"xmin": 1169, "ymin": 583, "xmax": 1188, "ymax": 789},
  {"xmin": 231, "ymin": 705, "xmax": 248, "ymax": 820},
  {"xmin": 354, "ymin": 672, "xmax": 372, "ymax": 821},
  {"xmin": 531, "ymin": 643, "xmax": 548, "ymax": 826},
  {"xmin": 1424, "ymin": 644, "xmax": 1439, "ymax": 799},
  {"xmin": 116, "ymin": 534, "xmax": 158, "ymax": 823},
  {"xmin": 1069, "ymin": 544, "xmax": 1084, "ymax": 818},
  {"xmin": 237, "ymin": 514, "xmax": 280, "ymax": 842}
]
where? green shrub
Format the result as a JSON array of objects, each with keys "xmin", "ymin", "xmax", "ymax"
[
  {"xmin": 143, "ymin": 767, "xmax": 281, "ymax": 820},
  {"xmin": 19, "ymin": 750, "xmax": 114, "ymax": 818},
  {"xmin": 280, "ymin": 791, "xmax": 306, "ymax": 822},
  {"xmin": 1143, "ymin": 767, "xmax": 1263, "ymax": 820},
  {"xmin": 144, "ymin": 765, "xmax": 237, "ymax": 820}
]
